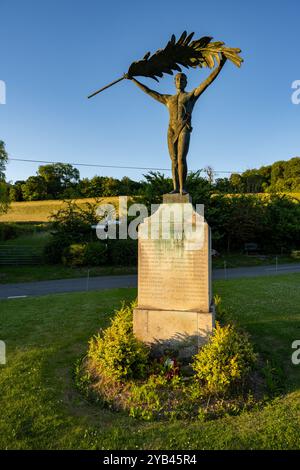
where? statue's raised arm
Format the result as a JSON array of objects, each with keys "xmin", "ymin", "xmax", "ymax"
[
  {"xmin": 129, "ymin": 77, "xmax": 169, "ymax": 105},
  {"xmin": 193, "ymin": 54, "xmax": 227, "ymax": 101}
]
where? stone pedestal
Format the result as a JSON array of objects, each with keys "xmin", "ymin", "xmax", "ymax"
[{"xmin": 133, "ymin": 193, "xmax": 214, "ymax": 357}]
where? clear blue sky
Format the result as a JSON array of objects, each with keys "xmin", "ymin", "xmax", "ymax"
[{"xmin": 1, "ymin": 0, "xmax": 300, "ymax": 183}]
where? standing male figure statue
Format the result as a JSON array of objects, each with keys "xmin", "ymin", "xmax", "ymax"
[{"xmin": 125, "ymin": 53, "xmax": 227, "ymax": 195}]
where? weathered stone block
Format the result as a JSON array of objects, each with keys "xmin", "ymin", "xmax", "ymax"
[{"xmin": 133, "ymin": 194, "xmax": 214, "ymax": 356}]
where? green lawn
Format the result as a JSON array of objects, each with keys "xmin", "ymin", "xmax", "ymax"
[
  {"xmin": 212, "ymin": 253, "xmax": 300, "ymax": 269},
  {"xmin": 0, "ymin": 275, "xmax": 300, "ymax": 449},
  {"xmin": 0, "ymin": 264, "xmax": 137, "ymax": 284}
]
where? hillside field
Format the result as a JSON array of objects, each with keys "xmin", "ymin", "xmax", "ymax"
[{"xmin": 0, "ymin": 197, "xmax": 120, "ymax": 222}]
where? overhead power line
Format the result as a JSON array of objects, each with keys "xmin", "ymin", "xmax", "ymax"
[{"xmin": 7, "ymin": 155, "xmax": 241, "ymax": 174}]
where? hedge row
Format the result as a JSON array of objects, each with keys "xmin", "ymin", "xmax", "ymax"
[{"xmin": 44, "ymin": 238, "xmax": 138, "ymax": 267}]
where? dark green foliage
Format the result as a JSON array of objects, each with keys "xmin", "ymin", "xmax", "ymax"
[
  {"xmin": 0, "ymin": 222, "xmax": 47, "ymax": 242},
  {"xmin": 0, "ymin": 223, "xmax": 19, "ymax": 241},
  {"xmin": 8, "ymin": 157, "xmax": 300, "ymax": 202},
  {"xmin": 136, "ymin": 171, "xmax": 173, "ymax": 209},
  {"xmin": 44, "ymin": 199, "xmax": 137, "ymax": 266},
  {"xmin": 108, "ymin": 239, "xmax": 137, "ymax": 266},
  {"xmin": 84, "ymin": 241, "xmax": 108, "ymax": 266},
  {"xmin": 262, "ymin": 194, "xmax": 300, "ymax": 252},
  {"xmin": 13, "ymin": 163, "xmax": 81, "ymax": 201},
  {"xmin": 185, "ymin": 170, "xmax": 213, "ymax": 205},
  {"xmin": 10, "ymin": 165, "xmax": 143, "ymax": 201},
  {"xmin": 40, "ymin": 168, "xmax": 300, "ymax": 260},
  {"xmin": 62, "ymin": 243, "xmax": 88, "ymax": 267},
  {"xmin": 43, "ymin": 200, "xmax": 99, "ymax": 263},
  {"xmin": 0, "ymin": 140, "xmax": 8, "ymax": 181},
  {"xmin": 9, "ymin": 180, "xmax": 25, "ymax": 201},
  {"xmin": 135, "ymin": 170, "xmax": 212, "ymax": 209},
  {"xmin": 0, "ymin": 140, "xmax": 9, "ymax": 212},
  {"xmin": 206, "ymin": 194, "xmax": 266, "ymax": 252},
  {"xmin": 44, "ymin": 235, "xmax": 70, "ymax": 264},
  {"xmin": 50, "ymin": 199, "xmax": 99, "ymax": 242},
  {"xmin": 38, "ymin": 163, "xmax": 80, "ymax": 199},
  {"xmin": 206, "ymin": 193, "xmax": 300, "ymax": 253},
  {"xmin": 219, "ymin": 157, "xmax": 300, "ymax": 194},
  {"xmin": 21, "ymin": 176, "xmax": 48, "ymax": 200},
  {"xmin": 43, "ymin": 185, "xmax": 300, "ymax": 259},
  {"xmin": 62, "ymin": 242, "xmax": 108, "ymax": 267}
]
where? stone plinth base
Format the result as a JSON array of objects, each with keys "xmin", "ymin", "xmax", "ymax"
[
  {"xmin": 133, "ymin": 192, "xmax": 213, "ymax": 359},
  {"xmin": 133, "ymin": 307, "xmax": 215, "ymax": 358},
  {"xmin": 163, "ymin": 193, "xmax": 192, "ymax": 204}
]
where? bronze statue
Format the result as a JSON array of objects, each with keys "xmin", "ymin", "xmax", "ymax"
[
  {"xmin": 88, "ymin": 32, "xmax": 242, "ymax": 194},
  {"xmin": 126, "ymin": 55, "xmax": 226, "ymax": 194}
]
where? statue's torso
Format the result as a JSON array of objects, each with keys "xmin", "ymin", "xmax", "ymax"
[{"xmin": 166, "ymin": 91, "xmax": 195, "ymax": 132}]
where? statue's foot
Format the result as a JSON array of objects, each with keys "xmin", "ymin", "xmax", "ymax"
[
  {"xmin": 180, "ymin": 188, "xmax": 188, "ymax": 195},
  {"xmin": 169, "ymin": 189, "xmax": 179, "ymax": 194}
]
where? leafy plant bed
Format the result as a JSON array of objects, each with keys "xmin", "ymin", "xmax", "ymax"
[{"xmin": 76, "ymin": 300, "xmax": 273, "ymax": 422}]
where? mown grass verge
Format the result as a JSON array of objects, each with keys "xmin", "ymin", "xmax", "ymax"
[{"xmin": 0, "ymin": 275, "xmax": 299, "ymax": 449}]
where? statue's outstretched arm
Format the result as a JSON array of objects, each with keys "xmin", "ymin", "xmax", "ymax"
[
  {"xmin": 129, "ymin": 77, "xmax": 169, "ymax": 105},
  {"xmin": 193, "ymin": 54, "xmax": 227, "ymax": 100}
]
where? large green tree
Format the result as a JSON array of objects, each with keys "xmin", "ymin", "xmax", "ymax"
[
  {"xmin": 37, "ymin": 163, "xmax": 80, "ymax": 198},
  {"xmin": 9, "ymin": 180, "xmax": 25, "ymax": 201},
  {"xmin": 0, "ymin": 140, "xmax": 8, "ymax": 181},
  {"xmin": 0, "ymin": 141, "xmax": 9, "ymax": 214},
  {"xmin": 22, "ymin": 176, "xmax": 48, "ymax": 201}
]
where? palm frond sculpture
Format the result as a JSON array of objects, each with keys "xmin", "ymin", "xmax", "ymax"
[{"xmin": 88, "ymin": 31, "xmax": 243, "ymax": 98}]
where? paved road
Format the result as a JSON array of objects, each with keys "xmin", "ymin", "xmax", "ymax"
[{"xmin": 1, "ymin": 263, "xmax": 300, "ymax": 299}]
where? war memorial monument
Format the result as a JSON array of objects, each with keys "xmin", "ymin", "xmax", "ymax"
[{"xmin": 89, "ymin": 31, "xmax": 242, "ymax": 355}]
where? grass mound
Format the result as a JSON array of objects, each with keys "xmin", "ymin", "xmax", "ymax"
[{"xmin": 77, "ymin": 300, "xmax": 261, "ymax": 421}]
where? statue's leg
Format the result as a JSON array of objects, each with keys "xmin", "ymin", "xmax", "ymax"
[
  {"xmin": 167, "ymin": 129, "xmax": 179, "ymax": 192},
  {"xmin": 177, "ymin": 130, "xmax": 190, "ymax": 194}
]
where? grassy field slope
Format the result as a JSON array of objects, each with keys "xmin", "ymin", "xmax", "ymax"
[
  {"xmin": 0, "ymin": 197, "xmax": 120, "ymax": 222},
  {"xmin": 0, "ymin": 274, "xmax": 299, "ymax": 449}
]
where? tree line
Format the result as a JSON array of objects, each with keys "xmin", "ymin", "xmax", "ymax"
[
  {"xmin": 1, "ymin": 140, "xmax": 300, "ymax": 254},
  {"xmin": 6, "ymin": 156, "xmax": 300, "ymax": 202},
  {"xmin": 222, "ymin": 157, "xmax": 300, "ymax": 193}
]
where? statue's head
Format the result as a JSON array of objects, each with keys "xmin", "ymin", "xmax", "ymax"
[{"xmin": 175, "ymin": 73, "xmax": 187, "ymax": 91}]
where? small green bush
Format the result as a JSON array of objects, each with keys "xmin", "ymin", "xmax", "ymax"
[
  {"xmin": 108, "ymin": 239, "xmax": 138, "ymax": 266},
  {"xmin": 88, "ymin": 302, "xmax": 149, "ymax": 382},
  {"xmin": 62, "ymin": 243, "xmax": 87, "ymax": 267},
  {"xmin": 192, "ymin": 322, "xmax": 257, "ymax": 395},
  {"xmin": 43, "ymin": 235, "xmax": 70, "ymax": 264},
  {"xmin": 0, "ymin": 223, "xmax": 19, "ymax": 241},
  {"xmin": 61, "ymin": 241, "xmax": 108, "ymax": 267},
  {"xmin": 78, "ymin": 300, "xmax": 260, "ymax": 421},
  {"xmin": 291, "ymin": 250, "xmax": 300, "ymax": 259},
  {"xmin": 214, "ymin": 294, "xmax": 231, "ymax": 324},
  {"xmin": 85, "ymin": 241, "xmax": 108, "ymax": 266}
]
